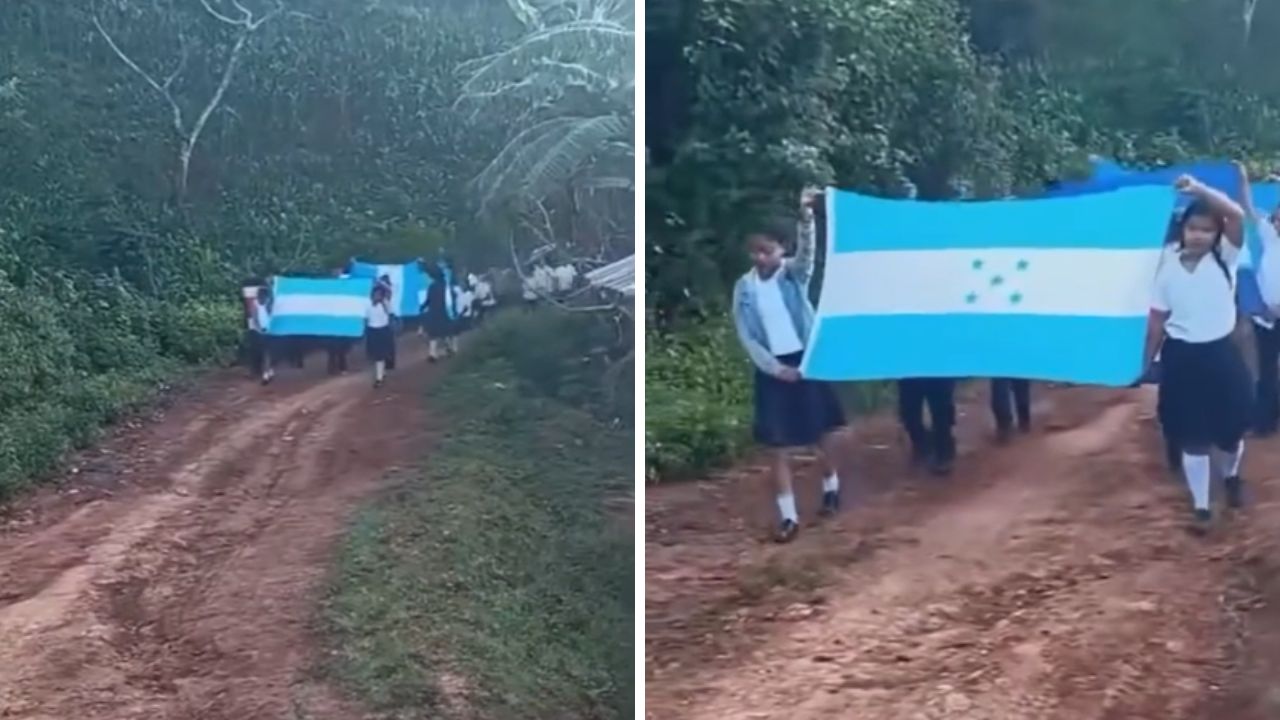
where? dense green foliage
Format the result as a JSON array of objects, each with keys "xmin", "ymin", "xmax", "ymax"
[
  {"xmin": 324, "ymin": 312, "xmax": 633, "ymax": 720},
  {"xmin": 1, "ymin": 0, "xmax": 632, "ymax": 494},
  {"xmin": 645, "ymin": 0, "xmax": 1280, "ymax": 479}
]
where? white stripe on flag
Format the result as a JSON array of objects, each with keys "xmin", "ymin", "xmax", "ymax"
[
  {"xmin": 819, "ymin": 247, "xmax": 1161, "ymax": 318},
  {"xmin": 272, "ymin": 294, "xmax": 371, "ymax": 317}
]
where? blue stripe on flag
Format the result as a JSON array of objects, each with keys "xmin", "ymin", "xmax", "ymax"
[
  {"xmin": 1041, "ymin": 160, "xmax": 1240, "ymax": 201},
  {"xmin": 829, "ymin": 186, "xmax": 1175, "ymax": 253},
  {"xmin": 274, "ymin": 277, "xmax": 373, "ymax": 297},
  {"xmin": 802, "ymin": 314, "xmax": 1147, "ymax": 386},
  {"xmin": 1254, "ymin": 183, "xmax": 1280, "ymax": 213},
  {"xmin": 268, "ymin": 315, "xmax": 367, "ymax": 338},
  {"xmin": 270, "ymin": 276, "xmax": 372, "ymax": 338}
]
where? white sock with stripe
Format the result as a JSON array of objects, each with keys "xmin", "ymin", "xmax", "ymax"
[{"xmin": 1182, "ymin": 453, "xmax": 1211, "ymax": 511}]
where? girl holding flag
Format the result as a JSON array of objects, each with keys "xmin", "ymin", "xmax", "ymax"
[
  {"xmin": 1144, "ymin": 173, "xmax": 1253, "ymax": 534},
  {"xmin": 366, "ymin": 282, "xmax": 395, "ymax": 388},
  {"xmin": 731, "ymin": 188, "xmax": 846, "ymax": 544}
]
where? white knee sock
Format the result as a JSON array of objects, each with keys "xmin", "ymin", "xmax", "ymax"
[
  {"xmin": 1225, "ymin": 441, "xmax": 1245, "ymax": 477},
  {"xmin": 375, "ymin": 361, "xmax": 385, "ymax": 382},
  {"xmin": 1182, "ymin": 453, "xmax": 1211, "ymax": 511},
  {"xmin": 776, "ymin": 493, "xmax": 798, "ymax": 524},
  {"xmin": 822, "ymin": 473, "xmax": 839, "ymax": 493}
]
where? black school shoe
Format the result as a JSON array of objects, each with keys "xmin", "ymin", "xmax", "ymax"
[
  {"xmin": 1189, "ymin": 508, "xmax": 1212, "ymax": 536},
  {"xmin": 909, "ymin": 443, "xmax": 931, "ymax": 468},
  {"xmin": 819, "ymin": 490, "xmax": 840, "ymax": 517},
  {"xmin": 1225, "ymin": 476, "xmax": 1245, "ymax": 509},
  {"xmin": 774, "ymin": 519, "xmax": 799, "ymax": 544},
  {"xmin": 929, "ymin": 456, "xmax": 954, "ymax": 477}
]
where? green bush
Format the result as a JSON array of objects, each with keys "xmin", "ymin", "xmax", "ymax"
[
  {"xmin": 645, "ymin": 319, "xmax": 899, "ymax": 482},
  {"xmin": 465, "ymin": 308, "xmax": 632, "ymax": 422},
  {"xmin": 645, "ymin": 321, "xmax": 753, "ymax": 481},
  {"xmin": 155, "ymin": 299, "xmax": 244, "ymax": 365}
]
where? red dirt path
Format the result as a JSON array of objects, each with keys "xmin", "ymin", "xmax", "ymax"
[
  {"xmin": 0, "ymin": 347, "xmax": 436, "ymax": 720},
  {"xmin": 646, "ymin": 383, "xmax": 1280, "ymax": 719}
]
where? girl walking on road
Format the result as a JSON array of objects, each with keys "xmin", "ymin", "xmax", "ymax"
[
  {"xmin": 366, "ymin": 283, "xmax": 395, "ymax": 388},
  {"xmin": 249, "ymin": 285, "xmax": 275, "ymax": 385},
  {"xmin": 1145, "ymin": 174, "xmax": 1253, "ymax": 534},
  {"xmin": 732, "ymin": 188, "xmax": 846, "ymax": 544},
  {"xmin": 422, "ymin": 263, "xmax": 455, "ymax": 362}
]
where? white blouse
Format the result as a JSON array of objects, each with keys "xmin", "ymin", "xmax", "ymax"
[{"xmin": 1151, "ymin": 242, "xmax": 1240, "ymax": 342}]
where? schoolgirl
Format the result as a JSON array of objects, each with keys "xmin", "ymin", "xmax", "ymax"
[
  {"xmin": 989, "ymin": 378, "xmax": 1031, "ymax": 443},
  {"xmin": 422, "ymin": 263, "xmax": 453, "ymax": 362},
  {"xmin": 732, "ymin": 188, "xmax": 846, "ymax": 544},
  {"xmin": 366, "ymin": 282, "xmax": 396, "ymax": 388},
  {"xmin": 1145, "ymin": 174, "xmax": 1253, "ymax": 534},
  {"xmin": 377, "ymin": 274, "xmax": 398, "ymax": 371},
  {"xmin": 250, "ymin": 285, "xmax": 275, "ymax": 385}
]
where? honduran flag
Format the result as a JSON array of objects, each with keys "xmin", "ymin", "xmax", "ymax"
[
  {"xmin": 1241, "ymin": 182, "xmax": 1280, "ymax": 317},
  {"xmin": 347, "ymin": 260, "xmax": 427, "ymax": 318},
  {"xmin": 801, "ymin": 186, "xmax": 1174, "ymax": 386},
  {"xmin": 269, "ymin": 276, "xmax": 374, "ymax": 338}
]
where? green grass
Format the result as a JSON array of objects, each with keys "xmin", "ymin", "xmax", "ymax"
[{"xmin": 322, "ymin": 357, "xmax": 634, "ymax": 720}]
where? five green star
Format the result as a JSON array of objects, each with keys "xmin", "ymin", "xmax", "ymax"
[
  {"xmin": 965, "ymin": 291, "xmax": 979, "ymax": 304},
  {"xmin": 1010, "ymin": 292, "xmax": 1023, "ymax": 304}
]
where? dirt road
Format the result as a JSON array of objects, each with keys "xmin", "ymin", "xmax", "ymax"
[
  {"xmin": 0, "ymin": 348, "xmax": 435, "ymax": 720},
  {"xmin": 646, "ymin": 384, "xmax": 1280, "ymax": 719}
]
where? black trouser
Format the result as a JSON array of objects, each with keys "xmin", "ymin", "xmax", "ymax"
[
  {"xmin": 897, "ymin": 378, "xmax": 957, "ymax": 462},
  {"xmin": 1254, "ymin": 321, "xmax": 1280, "ymax": 434},
  {"xmin": 246, "ymin": 330, "xmax": 270, "ymax": 377},
  {"xmin": 990, "ymin": 378, "xmax": 1031, "ymax": 432},
  {"xmin": 326, "ymin": 339, "xmax": 350, "ymax": 375}
]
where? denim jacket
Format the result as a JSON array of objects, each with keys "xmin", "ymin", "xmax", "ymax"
[{"xmin": 731, "ymin": 215, "xmax": 817, "ymax": 377}]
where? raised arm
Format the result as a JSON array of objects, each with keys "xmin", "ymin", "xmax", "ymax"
[
  {"xmin": 1176, "ymin": 174, "xmax": 1246, "ymax": 247},
  {"xmin": 1236, "ymin": 161, "xmax": 1258, "ymax": 219},
  {"xmin": 784, "ymin": 188, "xmax": 821, "ymax": 284}
]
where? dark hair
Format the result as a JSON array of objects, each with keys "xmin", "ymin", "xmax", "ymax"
[
  {"xmin": 748, "ymin": 218, "xmax": 794, "ymax": 249},
  {"xmin": 1176, "ymin": 198, "xmax": 1232, "ymax": 287}
]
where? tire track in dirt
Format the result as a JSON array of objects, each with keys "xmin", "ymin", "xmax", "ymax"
[
  {"xmin": 0, "ymin": 348, "xmax": 436, "ymax": 719},
  {"xmin": 646, "ymin": 385, "xmax": 1257, "ymax": 719}
]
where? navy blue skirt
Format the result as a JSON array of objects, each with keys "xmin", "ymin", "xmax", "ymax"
[
  {"xmin": 365, "ymin": 326, "xmax": 395, "ymax": 363},
  {"xmin": 1158, "ymin": 335, "xmax": 1252, "ymax": 449},
  {"xmin": 753, "ymin": 352, "xmax": 846, "ymax": 448}
]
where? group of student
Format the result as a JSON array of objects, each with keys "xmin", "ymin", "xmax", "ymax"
[
  {"xmin": 521, "ymin": 261, "xmax": 579, "ymax": 307},
  {"xmin": 245, "ymin": 259, "xmax": 498, "ymax": 389},
  {"xmin": 734, "ymin": 167, "xmax": 1280, "ymax": 543}
]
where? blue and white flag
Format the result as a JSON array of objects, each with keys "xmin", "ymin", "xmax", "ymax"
[
  {"xmin": 347, "ymin": 260, "xmax": 427, "ymax": 318},
  {"xmin": 802, "ymin": 186, "xmax": 1175, "ymax": 385},
  {"xmin": 269, "ymin": 276, "xmax": 373, "ymax": 338}
]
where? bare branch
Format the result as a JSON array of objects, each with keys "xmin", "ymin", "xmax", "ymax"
[
  {"xmin": 198, "ymin": 0, "xmax": 246, "ymax": 26},
  {"xmin": 163, "ymin": 31, "xmax": 189, "ymax": 91},
  {"xmin": 92, "ymin": 14, "xmax": 185, "ymax": 136},
  {"xmin": 177, "ymin": 30, "xmax": 250, "ymax": 196}
]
